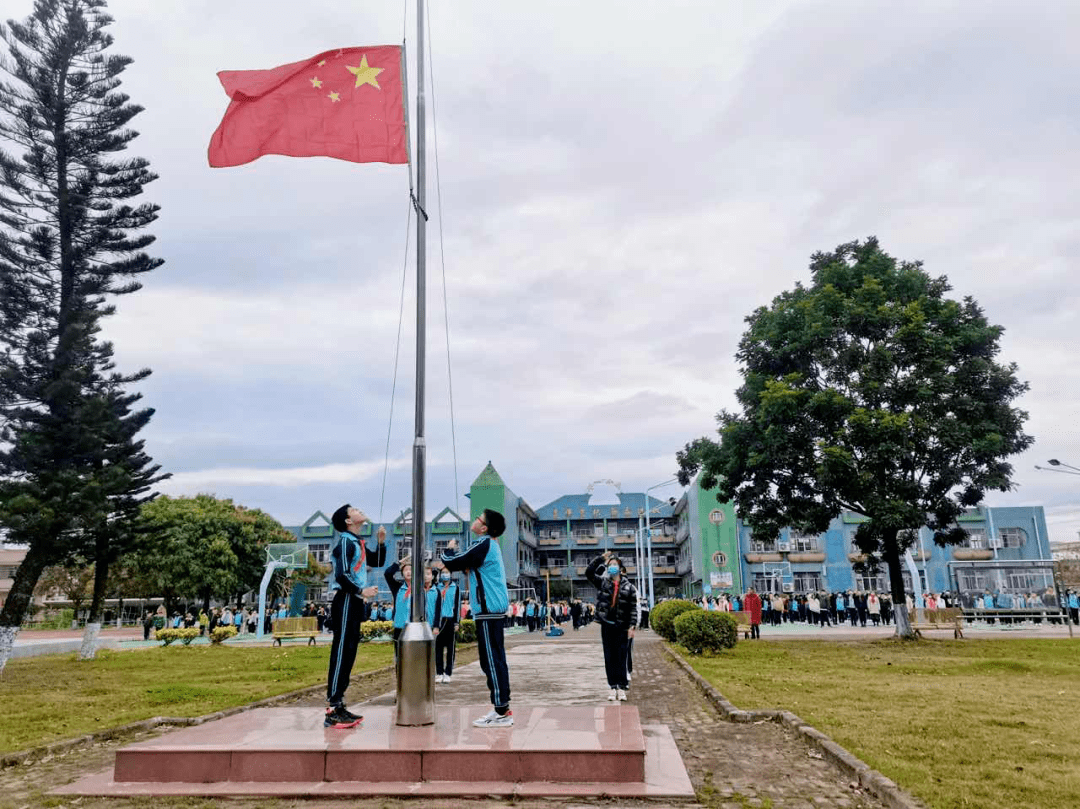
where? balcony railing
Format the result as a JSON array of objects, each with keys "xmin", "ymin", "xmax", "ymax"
[
  {"xmin": 538, "ymin": 536, "xmax": 563, "ymax": 546},
  {"xmin": 520, "ymin": 528, "xmax": 538, "ymax": 547},
  {"xmin": 613, "ymin": 535, "xmax": 637, "ymax": 545},
  {"xmin": 676, "ymin": 523, "xmax": 689, "ymax": 542},
  {"xmin": 653, "ymin": 565, "xmax": 676, "ymax": 575}
]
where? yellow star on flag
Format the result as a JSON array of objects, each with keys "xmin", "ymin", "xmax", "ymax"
[
  {"xmin": 346, "ymin": 55, "xmax": 383, "ymax": 90},
  {"xmin": 318, "ymin": 60, "xmax": 326, "ymax": 66},
  {"xmin": 310, "ymin": 76, "xmax": 323, "ymax": 88},
  {"xmin": 328, "ymin": 90, "xmax": 340, "ymax": 103}
]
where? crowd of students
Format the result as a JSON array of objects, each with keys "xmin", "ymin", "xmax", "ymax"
[{"xmin": 689, "ymin": 586, "xmax": 1080, "ymax": 627}]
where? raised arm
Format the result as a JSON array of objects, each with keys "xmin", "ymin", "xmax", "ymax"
[
  {"xmin": 441, "ymin": 536, "xmax": 490, "ymax": 573},
  {"xmin": 585, "ymin": 554, "xmax": 607, "ymax": 589}
]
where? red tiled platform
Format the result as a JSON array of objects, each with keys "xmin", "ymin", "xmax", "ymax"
[{"xmin": 53, "ymin": 706, "xmax": 694, "ymax": 798}]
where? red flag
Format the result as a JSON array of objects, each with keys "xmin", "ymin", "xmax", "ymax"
[{"xmin": 208, "ymin": 46, "xmax": 408, "ymax": 168}]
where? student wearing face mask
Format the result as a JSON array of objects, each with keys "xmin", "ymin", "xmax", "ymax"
[
  {"xmin": 432, "ymin": 563, "xmax": 461, "ymax": 683},
  {"xmin": 585, "ymin": 550, "xmax": 639, "ymax": 702}
]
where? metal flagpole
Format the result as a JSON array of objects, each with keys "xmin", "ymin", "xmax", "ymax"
[{"xmin": 396, "ymin": 0, "xmax": 436, "ymax": 726}]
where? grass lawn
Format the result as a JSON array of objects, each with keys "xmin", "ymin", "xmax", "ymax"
[
  {"xmin": 0, "ymin": 643, "xmax": 393, "ymax": 753},
  {"xmin": 685, "ymin": 638, "xmax": 1080, "ymax": 809}
]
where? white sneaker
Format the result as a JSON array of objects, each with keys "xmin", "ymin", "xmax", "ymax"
[
  {"xmin": 608, "ymin": 688, "xmax": 618, "ymax": 701},
  {"xmin": 617, "ymin": 688, "xmax": 628, "ymax": 702},
  {"xmin": 435, "ymin": 674, "xmax": 444, "ymax": 683},
  {"xmin": 444, "ymin": 675, "xmax": 452, "ymax": 684},
  {"xmin": 472, "ymin": 710, "xmax": 513, "ymax": 728}
]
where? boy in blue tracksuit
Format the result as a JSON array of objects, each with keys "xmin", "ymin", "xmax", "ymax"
[
  {"xmin": 441, "ymin": 508, "xmax": 511, "ymax": 727},
  {"xmin": 433, "ymin": 565, "xmax": 460, "ymax": 682},
  {"xmin": 325, "ymin": 504, "xmax": 387, "ymax": 729}
]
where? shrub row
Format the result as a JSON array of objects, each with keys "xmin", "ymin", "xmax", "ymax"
[{"xmin": 651, "ymin": 599, "xmax": 738, "ymax": 655}]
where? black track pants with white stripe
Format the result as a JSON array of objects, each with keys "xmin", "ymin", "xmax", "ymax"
[
  {"xmin": 476, "ymin": 617, "xmax": 510, "ymax": 711},
  {"xmin": 326, "ymin": 590, "xmax": 364, "ymax": 706}
]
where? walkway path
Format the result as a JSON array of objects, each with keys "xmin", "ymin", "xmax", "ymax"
[{"xmin": 298, "ymin": 624, "xmax": 890, "ymax": 807}]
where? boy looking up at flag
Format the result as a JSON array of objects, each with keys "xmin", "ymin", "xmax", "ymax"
[
  {"xmin": 442, "ymin": 509, "xmax": 511, "ymax": 727},
  {"xmin": 325, "ymin": 504, "xmax": 386, "ymax": 729}
]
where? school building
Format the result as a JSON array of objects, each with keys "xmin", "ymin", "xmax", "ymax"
[{"xmin": 284, "ymin": 462, "xmax": 1055, "ymax": 605}]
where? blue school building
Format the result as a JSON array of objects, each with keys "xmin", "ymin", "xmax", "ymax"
[{"xmin": 284, "ymin": 462, "xmax": 1055, "ymax": 606}]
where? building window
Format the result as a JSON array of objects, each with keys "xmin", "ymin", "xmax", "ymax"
[
  {"xmin": 751, "ymin": 537, "xmax": 777, "ymax": 553},
  {"xmin": 308, "ymin": 586, "xmax": 326, "ymax": 603},
  {"xmin": 956, "ymin": 570, "xmax": 987, "ymax": 592},
  {"xmin": 792, "ymin": 572, "xmax": 821, "ymax": 592},
  {"xmin": 999, "ymin": 528, "xmax": 1027, "ymax": 548},
  {"xmin": 751, "ymin": 574, "xmax": 775, "ymax": 593},
  {"xmin": 573, "ymin": 527, "xmax": 592, "ymax": 538},
  {"xmin": 790, "ymin": 532, "xmax": 819, "ymax": 552},
  {"xmin": 607, "ymin": 522, "xmax": 619, "ymax": 537},
  {"xmin": 593, "ymin": 523, "xmax": 605, "ymax": 537},
  {"xmin": 898, "ymin": 570, "xmax": 927, "ymax": 593},
  {"xmin": 308, "ymin": 543, "xmax": 330, "ymax": 564},
  {"xmin": 857, "ymin": 574, "xmax": 886, "ymax": 592},
  {"xmin": 963, "ymin": 529, "xmax": 987, "ymax": 549},
  {"xmin": 1004, "ymin": 568, "xmax": 1053, "ymax": 592}
]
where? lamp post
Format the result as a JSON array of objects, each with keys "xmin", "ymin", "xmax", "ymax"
[
  {"xmin": 1036, "ymin": 459, "xmax": 1080, "ymax": 477},
  {"xmin": 643, "ymin": 479, "xmax": 678, "ymax": 609}
]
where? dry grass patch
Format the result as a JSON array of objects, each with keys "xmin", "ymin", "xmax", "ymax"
[
  {"xmin": 0, "ymin": 643, "xmax": 393, "ymax": 753},
  {"xmin": 686, "ymin": 638, "xmax": 1080, "ymax": 809}
]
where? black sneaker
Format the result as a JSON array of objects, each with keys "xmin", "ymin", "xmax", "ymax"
[
  {"xmin": 340, "ymin": 705, "xmax": 363, "ymax": 723},
  {"xmin": 324, "ymin": 704, "xmax": 361, "ymax": 729}
]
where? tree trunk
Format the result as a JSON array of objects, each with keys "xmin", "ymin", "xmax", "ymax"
[
  {"xmin": 80, "ymin": 550, "xmax": 110, "ymax": 661},
  {"xmin": 202, "ymin": 593, "xmax": 211, "ymax": 614},
  {"xmin": 0, "ymin": 543, "xmax": 51, "ymax": 676},
  {"xmin": 884, "ymin": 536, "xmax": 915, "ymax": 637}
]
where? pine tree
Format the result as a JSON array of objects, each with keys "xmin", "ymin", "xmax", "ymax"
[{"xmin": 0, "ymin": 0, "xmax": 164, "ymax": 671}]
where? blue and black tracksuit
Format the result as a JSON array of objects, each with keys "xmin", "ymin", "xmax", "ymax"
[
  {"xmin": 442, "ymin": 535, "xmax": 510, "ymax": 713},
  {"xmin": 326, "ymin": 531, "xmax": 386, "ymax": 706},
  {"xmin": 434, "ymin": 579, "xmax": 460, "ymax": 676}
]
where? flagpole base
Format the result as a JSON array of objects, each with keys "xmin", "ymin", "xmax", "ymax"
[{"xmin": 395, "ymin": 621, "xmax": 435, "ymax": 726}]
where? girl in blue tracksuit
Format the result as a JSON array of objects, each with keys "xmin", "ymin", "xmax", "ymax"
[{"xmin": 433, "ymin": 566, "xmax": 460, "ymax": 682}]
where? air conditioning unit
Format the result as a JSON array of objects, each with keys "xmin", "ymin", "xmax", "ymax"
[
  {"xmin": 549, "ymin": 530, "xmax": 560, "ymax": 538},
  {"xmin": 782, "ymin": 583, "xmax": 795, "ymax": 593},
  {"xmin": 778, "ymin": 542, "xmax": 792, "ymax": 552}
]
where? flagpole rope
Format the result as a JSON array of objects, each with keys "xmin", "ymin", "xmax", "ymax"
[
  {"xmin": 379, "ymin": 198, "xmax": 413, "ymax": 522},
  {"xmin": 426, "ymin": 1, "xmax": 462, "ymax": 518}
]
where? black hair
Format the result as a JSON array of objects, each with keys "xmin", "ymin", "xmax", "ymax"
[
  {"xmin": 483, "ymin": 508, "xmax": 506, "ymax": 538},
  {"xmin": 332, "ymin": 504, "xmax": 350, "ymax": 534}
]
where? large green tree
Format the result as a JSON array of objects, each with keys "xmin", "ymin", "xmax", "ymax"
[
  {"xmin": 677, "ymin": 239, "xmax": 1032, "ymax": 636},
  {"xmin": 0, "ymin": 0, "xmax": 164, "ymax": 671},
  {"xmin": 133, "ymin": 495, "xmax": 293, "ymax": 615}
]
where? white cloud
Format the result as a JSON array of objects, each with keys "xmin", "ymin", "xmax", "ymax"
[{"xmin": 160, "ymin": 457, "xmax": 410, "ymax": 492}]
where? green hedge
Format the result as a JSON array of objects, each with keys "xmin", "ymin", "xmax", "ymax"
[
  {"xmin": 674, "ymin": 609, "xmax": 738, "ymax": 655},
  {"xmin": 650, "ymin": 599, "xmax": 700, "ymax": 641},
  {"xmin": 361, "ymin": 620, "xmax": 393, "ymax": 641},
  {"xmin": 154, "ymin": 627, "xmax": 200, "ymax": 646},
  {"xmin": 456, "ymin": 619, "xmax": 476, "ymax": 644},
  {"xmin": 209, "ymin": 625, "xmax": 237, "ymax": 644}
]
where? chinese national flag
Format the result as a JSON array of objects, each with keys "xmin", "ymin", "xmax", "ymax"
[{"xmin": 208, "ymin": 46, "xmax": 408, "ymax": 168}]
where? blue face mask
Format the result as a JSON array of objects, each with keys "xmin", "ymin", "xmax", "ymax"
[
  {"xmin": 607, "ymin": 564, "xmax": 620, "ymax": 577},
  {"xmin": 439, "ymin": 574, "xmax": 450, "ymax": 583}
]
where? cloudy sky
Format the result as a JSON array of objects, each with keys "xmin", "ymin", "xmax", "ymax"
[{"xmin": 19, "ymin": 0, "xmax": 1078, "ymax": 539}]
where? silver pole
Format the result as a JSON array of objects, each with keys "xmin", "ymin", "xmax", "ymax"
[{"xmin": 397, "ymin": 0, "xmax": 435, "ymax": 726}]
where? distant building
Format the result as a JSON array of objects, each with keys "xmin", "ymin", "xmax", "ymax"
[{"xmin": 284, "ymin": 464, "xmax": 1056, "ymax": 607}]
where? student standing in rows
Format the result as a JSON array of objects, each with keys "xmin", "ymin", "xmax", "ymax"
[
  {"xmin": 433, "ymin": 564, "xmax": 460, "ymax": 683},
  {"xmin": 325, "ymin": 503, "xmax": 387, "ymax": 729},
  {"xmin": 586, "ymin": 551, "xmax": 639, "ymax": 702},
  {"xmin": 743, "ymin": 587, "xmax": 762, "ymax": 639},
  {"xmin": 441, "ymin": 508, "xmax": 513, "ymax": 727}
]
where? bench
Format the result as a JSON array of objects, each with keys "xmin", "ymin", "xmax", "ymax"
[
  {"xmin": 962, "ymin": 608, "xmax": 1069, "ymax": 626},
  {"xmin": 272, "ymin": 616, "xmax": 318, "ymax": 646},
  {"xmin": 908, "ymin": 608, "xmax": 964, "ymax": 639},
  {"xmin": 730, "ymin": 610, "xmax": 754, "ymax": 638}
]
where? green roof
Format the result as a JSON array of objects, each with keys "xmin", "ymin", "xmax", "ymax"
[{"xmin": 472, "ymin": 461, "xmax": 505, "ymax": 488}]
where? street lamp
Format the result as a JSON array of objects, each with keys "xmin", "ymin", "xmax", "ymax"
[
  {"xmin": 643, "ymin": 479, "xmax": 679, "ymax": 610},
  {"xmin": 1036, "ymin": 459, "xmax": 1080, "ymax": 477}
]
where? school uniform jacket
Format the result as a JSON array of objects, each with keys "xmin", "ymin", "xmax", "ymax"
[
  {"xmin": 433, "ymin": 580, "xmax": 461, "ymax": 631},
  {"xmin": 441, "ymin": 535, "xmax": 509, "ymax": 621},
  {"xmin": 330, "ymin": 531, "xmax": 387, "ymax": 598},
  {"xmin": 585, "ymin": 556, "xmax": 640, "ymax": 630}
]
